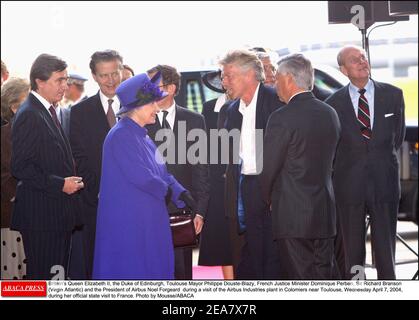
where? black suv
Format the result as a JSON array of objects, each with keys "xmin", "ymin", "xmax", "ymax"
[{"xmin": 176, "ymin": 69, "xmax": 418, "ymax": 224}]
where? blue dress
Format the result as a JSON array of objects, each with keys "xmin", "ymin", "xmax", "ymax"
[{"xmin": 92, "ymin": 117, "xmax": 186, "ymax": 279}]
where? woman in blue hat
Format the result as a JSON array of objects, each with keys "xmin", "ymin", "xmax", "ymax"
[{"xmin": 92, "ymin": 72, "xmax": 191, "ymax": 279}]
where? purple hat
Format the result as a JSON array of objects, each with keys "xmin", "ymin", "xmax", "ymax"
[{"xmin": 116, "ymin": 72, "xmax": 167, "ymax": 116}]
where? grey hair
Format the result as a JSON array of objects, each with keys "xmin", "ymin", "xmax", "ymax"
[
  {"xmin": 219, "ymin": 49, "xmax": 265, "ymax": 82},
  {"xmin": 337, "ymin": 45, "xmax": 366, "ymax": 66},
  {"xmin": 118, "ymin": 108, "xmax": 135, "ymax": 119},
  {"xmin": 276, "ymin": 53, "xmax": 314, "ymax": 90}
]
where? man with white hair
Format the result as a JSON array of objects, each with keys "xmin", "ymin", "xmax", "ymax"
[
  {"xmin": 325, "ymin": 45, "xmax": 405, "ymax": 280},
  {"xmin": 259, "ymin": 53, "xmax": 341, "ymax": 279},
  {"xmin": 220, "ymin": 49, "xmax": 283, "ymax": 279}
]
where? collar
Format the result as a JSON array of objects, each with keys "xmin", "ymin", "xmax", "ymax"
[
  {"xmin": 123, "ymin": 117, "xmax": 148, "ymax": 137},
  {"xmin": 158, "ymin": 101, "xmax": 176, "ymax": 119},
  {"xmin": 214, "ymin": 94, "xmax": 227, "ymax": 112},
  {"xmin": 31, "ymin": 90, "xmax": 53, "ymax": 111},
  {"xmin": 349, "ymin": 78, "xmax": 373, "ymax": 96},
  {"xmin": 161, "ymin": 101, "xmax": 176, "ymax": 115},
  {"xmin": 239, "ymin": 83, "xmax": 260, "ymax": 113},
  {"xmin": 288, "ymin": 90, "xmax": 311, "ymax": 103},
  {"xmin": 99, "ymin": 90, "xmax": 120, "ymax": 111}
]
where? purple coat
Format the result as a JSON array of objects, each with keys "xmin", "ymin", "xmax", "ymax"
[{"xmin": 93, "ymin": 117, "xmax": 185, "ymax": 279}]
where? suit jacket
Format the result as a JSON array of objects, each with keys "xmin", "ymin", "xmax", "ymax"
[
  {"xmin": 10, "ymin": 93, "xmax": 80, "ymax": 231},
  {"xmin": 1, "ymin": 120, "xmax": 17, "ymax": 228},
  {"xmin": 325, "ymin": 80, "xmax": 406, "ymax": 205},
  {"xmin": 70, "ymin": 92, "xmax": 111, "ymax": 209},
  {"xmin": 223, "ymin": 84, "xmax": 283, "ymax": 223},
  {"xmin": 146, "ymin": 105, "xmax": 210, "ymax": 216},
  {"xmin": 60, "ymin": 106, "xmax": 71, "ymax": 139},
  {"xmin": 259, "ymin": 92, "xmax": 341, "ymax": 239}
]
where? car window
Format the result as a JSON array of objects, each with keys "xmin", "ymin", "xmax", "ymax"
[{"xmin": 185, "ymin": 79, "xmax": 222, "ymax": 113}]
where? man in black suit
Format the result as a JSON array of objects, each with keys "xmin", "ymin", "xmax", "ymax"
[
  {"xmin": 11, "ymin": 54, "xmax": 84, "ymax": 279},
  {"xmin": 325, "ymin": 45, "xmax": 405, "ymax": 280},
  {"xmin": 70, "ymin": 50, "xmax": 123, "ymax": 279},
  {"xmin": 145, "ymin": 65, "xmax": 210, "ymax": 280},
  {"xmin": 220, "ymin": 49, "xmax": 283, "ymax": 279},
  {"xmin": 259, "ymin": 54, "xmax": 341, "ymax": 279}
]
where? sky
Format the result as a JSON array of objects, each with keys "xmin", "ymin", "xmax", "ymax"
[{"xmin": 1, "ymin": 1, "xmax": 418, "ymax": 95}]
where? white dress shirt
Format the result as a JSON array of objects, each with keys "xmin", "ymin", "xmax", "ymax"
[
  {"xmin": 349, "ymin": 79, "xmax": 375, "ymax": 129},
  {"xmin": 239, "ymin": 84, "xmax": 260, "ymax": 175},
  {"xmin": 99, "ymin": 90, "xmax": 120, "ymax": 119},
  {"xmin": 157, "ymin": 102, "xmax": 176, "ymax": 130}
]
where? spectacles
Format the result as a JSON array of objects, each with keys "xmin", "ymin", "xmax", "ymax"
[{"xmin": 347, "ymin": 55, "xmax": 368, "ymax": 65}]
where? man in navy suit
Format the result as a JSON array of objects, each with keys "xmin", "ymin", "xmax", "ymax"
[
  {"xmin": 325, "ymin": 46, "xmax": 406, "ymax": 280},
  {"xmin": 259, "ymin": 54, "xmax": 341, "ymax": 279},
  {"xmin": 220, "ymin": 49, "xmax": 283, "ymax": 279},
  {"xmin": 11, "ymin": 54, "xmax": 84, "ymax": 279},
  {"xmin": 70, "ymin": 50, "xmax": 123, "ymax": 279}
]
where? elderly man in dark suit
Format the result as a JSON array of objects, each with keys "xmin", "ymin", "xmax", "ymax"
[
  {"xmin": 220, "ymin": 49, "xmax": 283, "ymax": 279},
  {"xmin": 70, "ymin": 50, "xmax": 123, "ymax": 279},
  {"xmin": 11, "ymin": 54, "xmax": 84, "ymax": 279},
  {"xmin": 145, "ymin": 64, "xmax": 210, "ymax": 280},
  {"xmin": 259, "ymin": 54, "xmax": 341, "ymax": 279},
  {"xmin": 325, "ymin": 45, "xmax": 405, "ymax": 280}
]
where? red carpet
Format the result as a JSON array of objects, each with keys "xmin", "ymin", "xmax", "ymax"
[{"xmin": 192, "ymin": 266, "xmax": 223, "ymax": 279}]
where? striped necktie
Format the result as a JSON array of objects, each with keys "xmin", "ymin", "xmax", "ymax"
[{"xmin": 357, "ymin": 88, "xmax": 371, "ymax": 140}]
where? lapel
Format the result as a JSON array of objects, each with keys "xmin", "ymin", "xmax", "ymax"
[
  {"xmin": 173, "ymin": 104, "xmax": 184, "ymax": 135},
  {"xmin": 370, "ymin": 80, "xmax": 386, "ymax": 143},
  {"xmin": 228, "ymin": 100, "xmax": 243, "ymax": 131},
  {"xmin": 30, "ymin": 94, "xmax": 74, "ymax": 170},
  {"xmin": 255, "ymin": 84, "xmax": 266, "ymax": 130},
  {"xmin": 30, "ymin": 94, "xmax": 66, "ymax": 143},
  {"xmin": 93, "ymin": 92, "xmax": 113, "ymax": 132},
  {"xmin": 340, "ymin": 85, "xmax": 365, "ymax": 143}
]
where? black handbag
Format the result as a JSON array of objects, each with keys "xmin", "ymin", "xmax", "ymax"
[{"xmin": 169, "ymin": 209, "xmax": 198, "ymax": 248}]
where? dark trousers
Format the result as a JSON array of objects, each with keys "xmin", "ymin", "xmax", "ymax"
[
  {"xmin": 68, "ymin": 226, "xmax": 87, "ymax": 279},
  {"xmin": 338, "ymin": 201, "xmax": 398, "ymax": 280},
  {"xmin": 82, "ymin": 204, "xmax": 98, "ymax": 279},
  {"xmin": 21, "ymin": 230, "xmax": 72, "ymax": 280},
  {"xmin": 174, "ymin": 247, "xmax": 193, "ymax": 279},
  {"xmin": 236, "ymin": 175, "xmax": 280, "ymax": 279},
  {"xmin": 333, "ymin": 212, "xmax": 346, "ymax": 279},
  {"xmin": 276, "ymin": 237, "xmax": 335, "ymax": 280}
]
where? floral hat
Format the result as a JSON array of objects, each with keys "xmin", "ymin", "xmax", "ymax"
[{"xmin": 115, "ymin": 72, "xmax": 167, "ymax": 116}]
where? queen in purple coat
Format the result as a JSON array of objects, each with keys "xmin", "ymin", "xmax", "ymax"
[{"xmin": 93, "ymin": 72, "xmax": 188, "ymax": 279}]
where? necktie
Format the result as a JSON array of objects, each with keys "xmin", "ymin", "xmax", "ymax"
[
  {"xmin": 49, "ymin": 105, "xmax": 61, "ymax": 129},
  {"xmin": 49, "ymin": 106, "xmax": 76, "ymax": 174},
  {"xmin": 106, "ymin": 99, "xmax": 116, "ymax": 128},
  {"xmin": 162, "ymin": 110, "xmax": 171, "ymax": 129},
  {"xmin": 357, "ymin": 88, "xmax": 371, "ymax": 140}
]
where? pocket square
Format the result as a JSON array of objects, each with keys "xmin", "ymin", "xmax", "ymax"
[{"xmin": 385, "ymin": 113, "xmax": 394, "ymax": 118}]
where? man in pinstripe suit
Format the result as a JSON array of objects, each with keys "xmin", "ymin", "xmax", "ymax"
[
  {"xmin": 259, "ymin": 54, "xmax": 341, "ymax": 279},
  {"xmin": 11, "ymin": 54, "xmax": 84, "ymax": 280}
]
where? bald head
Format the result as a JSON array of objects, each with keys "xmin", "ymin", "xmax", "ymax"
[
  {"xmin": 337, "ymin": 45, "xmax": 366, "ymax": 67},
  {"xmin": 337, "ymin": 45, "xmax": 370, "ymax": 88}
]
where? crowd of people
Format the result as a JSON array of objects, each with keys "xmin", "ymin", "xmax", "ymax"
[{"xmin": 0, "ymin": 43, "xmax": 405, "ymax": 280}]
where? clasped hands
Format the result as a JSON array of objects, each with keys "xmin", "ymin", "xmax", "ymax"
[{"xmin": 63, "ymin": 176, "xmax": 84, "ymax": 195}]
